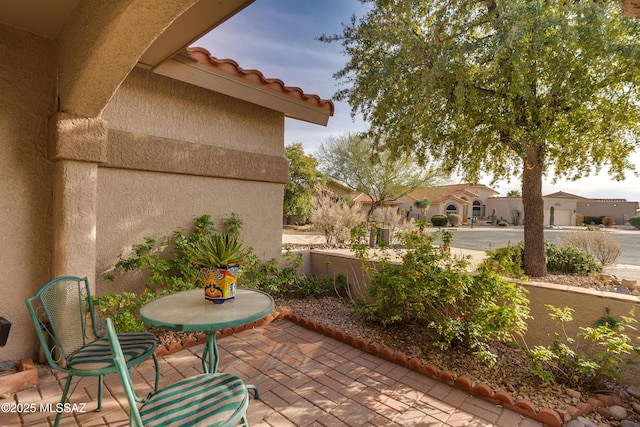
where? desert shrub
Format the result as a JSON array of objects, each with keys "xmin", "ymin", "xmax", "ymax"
[
  {"xmin": 602, "ymin": 216, "xmax": 615, "ymax": 227},
  {"xmin": 498, "ymin": 221, "xmax": 509, "ymax": 227},
  {"xmin": 447, "ymin": 214, "xmax": 462, "ymax": 227},
  {"xmin": 372, "ymin": 206, "xmax": 416, "ymax": 245},
  {"xmin": 583, "ymin": 216, "xmax": 604, "ymax": 225},
  {"xmin": 431, "ymin": 214, "xmax": 448, "ymax": 226},
  {"xmin": 561, "ymin": 229, "xmax": 621, "ymax": 267},
  {"xmin": 482, "ymin": 241, "xmax": 601, "ymax": 276},
  {"xmin": 575, "ymin": 212, "xmax": 584, "ymax": 225},
  {"xmin": 96, "ymin": 214, "xmax": 248, "ymax": 331},
  {"xmin": 630, "ymin": 216, "xmax": 640, "ymax": 229},
  {"xmin": 529, "ymin": 306, "xmax": 640, "ymax": 388},
  {"xmin": 310, "ymin": 193, "xmax": 365, "ymax": 244},
  {"xmin": 356, "ymin": 228, "xmax": 530, "ymax": 364},
  {"xmin": 545, "ymin": 242, "xmax": 602, "ymax": 275}
]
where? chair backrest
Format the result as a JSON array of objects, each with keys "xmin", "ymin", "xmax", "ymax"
[
  {"xmin": 106, "ymin": 318, "xmax": 145, "ymax": 427},
  {"xmin": 25, "ymin": 276, "xmax": 99, "ymax": 370}
]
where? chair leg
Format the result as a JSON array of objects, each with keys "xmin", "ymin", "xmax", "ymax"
[
  {"xmin": 54, "ymin": 374, "xmax": 73, "ymax": 427},
  {"xmin": 97, "ymin": 374, "xmax": 104, "ymax": 411},
  {"xmin": 151, "ymin": 352, "xmax": 160, "ymax": 391},
  {"xmin": 246, "ymin": 384, "xmax": 259, "ymax": 400}
]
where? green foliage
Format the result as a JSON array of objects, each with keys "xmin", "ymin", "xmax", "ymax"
[
  {"xmin": 498, "ymin": 221, "xmax": 509, "ymax": 227},
  {"xmin": 183, "ymin": 233, "xmax": 251, "ymax": 268},
  {"xmin": 545, "ymin": 242, "xmax": 602, "ymax": 275},
  {"xmin": 94, "ymin": 214, "xmax": 250, "ymax": 331},
  {"xmin": 239, "ymin": 251, "xmax": 347, "ymax": 298},
  {"xmin": 481, "ymin": 241, "xmax": 602, "ymax": 276},
  {"xmin": 317, "ymin": 133, "xmax": 441, "ymax": 221},
  {"xmin": 447, "ymin": 214, "xmax": 461, "ymax": 227},
  {"xmin": 629, "ymin": 216, "xmax": 640, "ymax": 229},
  {"xmin": 284, "ymin": 143, "xmax": 324, "ymax": 224},
  {"xmin": 583, "ymin": 216, "xmax": 604, "ymax": 225},
  {"xmin": 324, "ymin": 0, "xmax": 640, "ymax": 276},
  {"xmin": 529, "ymin": 305, "xmax": 640, "ymax": 388},
  {"xmin": 356, "ymin": 228, "xmax": 530, "ymax": 364},
  {"xmin": 430, "ymin": 215, "xmax": 448, "ymax": 227}
]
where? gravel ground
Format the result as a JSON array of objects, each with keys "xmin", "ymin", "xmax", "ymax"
[{"xmin": 275, "ymin": 281, "xmax": 640, "ymax": 427}]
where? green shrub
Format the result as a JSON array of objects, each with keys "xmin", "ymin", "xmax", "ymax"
[
  {"xmin": 447, "ymin": 214, "xmax": 461, "ymax": 227},
  {"xmin": 357, "ymin": 228, "xmax": 530, "ymax": 364},
  {"xmin": 529, "ymin": 305, "xmax": 640, "ymax": 388},
  {"xmin": 545, "ymin": 242, "xmax": 602, "ymax": 275},
  {"xmin": 629, "ymin": 216, "xmax": 640, "ymax": 229},
  {"xmin": 431, "ymin": 214, "xmax": 448, "ymax": 226},
  {"xmin": 498, "ymin": 221, "xmax": 509, "ymax": 227},
  {"xmin": 481, "ymin": 241, "xmax": 601, "ymax": 277},
  {"xmin": 583, "ymin": 216, "xmax": 604, "ymax": 225}
]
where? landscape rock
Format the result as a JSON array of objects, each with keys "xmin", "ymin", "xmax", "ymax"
[
  {"xmin": 566, "ymin": 420, "xmax": 584, "ymax": 427},
  {"xmin": 615, "ymin": 286, "xmax": 631, "ymax": 294},
  {"xmin": 628, "ymin": 386, "xmax": 640, "ymax": 399},
  {"xmin": 621, "ymin": 420, "xmax": 640, "ymax": 427},
  {"xmin": 609, "ymin": 405, "xmax": 628, "ymax": 420},
  {"xmin": 576, "ymin": 416, "xmax": 598, "ymax": 427}
]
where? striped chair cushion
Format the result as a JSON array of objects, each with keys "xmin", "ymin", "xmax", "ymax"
[
  {"xmin": 140, "ymin": 373, "xmax": 248, "ymax": 427},
  {"xmin": 68, "ymin": 332, "xmax": 156, "ymax": 371}
]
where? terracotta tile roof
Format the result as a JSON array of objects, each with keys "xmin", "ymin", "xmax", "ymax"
[
  {"xmin": 408, "ymin": 183, "xmax": 498, "ymax": 204},
  {"xmin": 187, "ymin": 47, "xmax": 334, "ymax": 116}
]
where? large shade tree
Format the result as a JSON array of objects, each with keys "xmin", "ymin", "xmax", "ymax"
[
  {"xmin": 317, "ymin": 133, "xmax": 441, "ymax": 221},
  {"xmin": 284, "ymin": 142, "xmax": 324, "ymax": 224},
  {"xmin": 324, "ymin": 0, "xmax": 640, "ymax": 276}
]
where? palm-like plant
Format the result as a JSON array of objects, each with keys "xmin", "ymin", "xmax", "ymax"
[{"xmin": 188, "ymin": 233, "xmax": 250, "ymax": 268}]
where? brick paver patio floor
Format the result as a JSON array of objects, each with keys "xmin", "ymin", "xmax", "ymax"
[{"xmin": 1, "ymin": 319, "xmax": 543, "ymax": 427}]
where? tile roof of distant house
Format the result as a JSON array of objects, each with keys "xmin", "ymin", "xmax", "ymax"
[
  {"xmin": 187, "ymin": 47, "xmax": 334, "ymax": 116},
  {"xmin": 408, "ymin": 183, "xmax": 499, "ymax": 204}
]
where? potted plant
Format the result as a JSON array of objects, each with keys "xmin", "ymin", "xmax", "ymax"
[{"xmin": 187, "ymin": 233, "xmax": 251, "ymax": 303}]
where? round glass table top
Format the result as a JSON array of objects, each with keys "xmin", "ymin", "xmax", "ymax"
[{"xmin": 139, "ymin": 288, "xmax": 274, "ymax": 331}]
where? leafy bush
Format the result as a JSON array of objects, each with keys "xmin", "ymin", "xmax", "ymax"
[
  {"xmin": 356, "ymin": 228, "xmax": 530, "ymax": 364},
  {"xmin": 529, "ymin": 305, "xmax": 640, "ymax": 388},
  {"xmin": 498, "ymin": 221, "xmax": 509, "ymax": 227},
  {"xmin": 447, "ymin": 214, "xmax": 461, "ymax": 227},
  {"xmin": 583, "ymin": 216, "xmax": 604, "ymax": 225},
  {"xmin": 629, "ymin": 216, "xmax": 640, "ymax": 229},
  {"xmin": 602, "ymin": 216, "xmax": 615, "ymax": 227},
  {"xmin": 545, "ymin": 242, "xmax": 602, "ymax": 275},
  {"xmin": 561, "ymin": 229, "xmax": 621, "ymax": 267},
  {"xmin": 96, "ymin": 214, "xmax": 233, "ymax": 331},
  {"xmin": 481, "ymin": 241, "xmax": 602, "ymax": 276},
  {"xmin": 431, "ymin": 214, "xmax": 448, "ymax": 226}
]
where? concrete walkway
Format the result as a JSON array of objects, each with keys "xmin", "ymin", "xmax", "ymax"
[{"xmin": 1, "ymin": 319, "xmax": 543, "ymax": 427}]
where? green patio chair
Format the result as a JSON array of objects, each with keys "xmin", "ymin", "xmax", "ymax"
[
  {"xmin": 106, "ymin": 318, "xmax": 249, "ymax": 427},
  {"xmin": 25, "ymin": 276, "xmax": 160, "ymax": 427}
]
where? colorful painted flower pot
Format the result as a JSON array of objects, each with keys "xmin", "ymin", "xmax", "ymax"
[{"xmin": 202, "ymin": 266, "xmax": 239, "ymax": 304}]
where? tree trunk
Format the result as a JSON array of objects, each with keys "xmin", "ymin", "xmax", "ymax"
[{"xmin": 521, "ymin": 148, "xmax": 547, "ymax": 277}]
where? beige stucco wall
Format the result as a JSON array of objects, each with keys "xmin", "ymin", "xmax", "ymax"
[
  {"xmin": 0, "ymin": 25, "xmax": 56, "ymax": 361},
  {"xmin": 98, "ymin": 68, "xmax": 286, "ymax": 295}
]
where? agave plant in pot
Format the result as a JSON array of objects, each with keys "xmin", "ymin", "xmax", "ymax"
[{"xmin": 188, "ymin": 233, "xmax": 251, "ymax": 304}]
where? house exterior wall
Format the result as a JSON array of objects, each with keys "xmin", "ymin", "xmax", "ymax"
[
  {"xmin": 576, "ymin": 201, "xmax": 638, "ymax": 225},
  {"xmin": 0, "ymin": 25, "xmax": 56, "ymax": 362},
  {"xmin": 98, "ymin": 68, "xmax": 286, "ymax": 294},
  {"xmin": 487, "ymin": 197, "xmax": 577, "ymax": 226}
]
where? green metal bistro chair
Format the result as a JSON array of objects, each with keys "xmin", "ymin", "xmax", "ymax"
[
  {"xmin": 106, "ymin": 318, "xmax": 249, "ymax": 427},
  {"xmin": 25, "ymin": 276, "xmax": 160, "ymax": 427}
]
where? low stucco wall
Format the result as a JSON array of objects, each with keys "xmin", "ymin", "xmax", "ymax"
[{"xmin": 307, "ymin": 250, "xmax": 640, "ymax": 348}]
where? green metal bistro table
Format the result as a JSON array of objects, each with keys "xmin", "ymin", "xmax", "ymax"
[{"xmin": 140, "ymin": 288, "xmax": 274, "ymax": 375}]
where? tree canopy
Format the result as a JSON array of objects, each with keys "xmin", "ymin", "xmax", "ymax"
[
  {"xmin": 317, "ymin": 133, "xmax": 441, "ymax": 221},
  {"xmin": 325, "ymin": 0, "xmax": 640, "ymax": 276},
  {"xmin": 284, "ymin": 142, "xmax": 324, "ymax": 224}
]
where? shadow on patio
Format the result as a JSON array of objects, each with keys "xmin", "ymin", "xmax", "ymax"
[{"xmin": 1, "ymin": 319, "xmax": 544, "ymax": 427}]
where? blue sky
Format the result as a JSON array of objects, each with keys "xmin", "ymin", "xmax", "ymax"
[{"xmin": 195, "ymin": 0, "xmax": 640, "ymax": 201}]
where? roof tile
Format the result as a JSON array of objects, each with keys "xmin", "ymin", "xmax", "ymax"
[{"xmin": 187, "ymin": 47, "xmax": 334, "ymax": 115}]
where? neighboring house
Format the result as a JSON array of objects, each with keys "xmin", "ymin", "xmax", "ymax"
[
  {"xmin": 488, "ymin": 196, "xmax": 577, "ymax": 226},
  {"xmin": 546, "ymin": 191, "xmax": 639, "ymax": 226},
  {"xmin": 402, "ymin": 184, "xmax": 500, "ymax": 221},
  {"xmin": 0, "ymin": 2, "xmax": 333, "ymax": 363}
]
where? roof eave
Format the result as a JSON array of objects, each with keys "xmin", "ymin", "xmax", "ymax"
[{"xmin": 151, "ymin": 50, "xmax": 333, "ymax": 126}]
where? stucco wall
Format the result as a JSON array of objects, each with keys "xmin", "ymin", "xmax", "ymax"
[
  {"xmin": 98, "ymin": 68, "xmax": 285, "ymax": 295},
  {"xmin": 0, "ymin": 25, "xmax": 56, "ymax": 361}
]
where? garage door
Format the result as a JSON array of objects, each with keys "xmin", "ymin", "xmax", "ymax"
[{"xmin": 544, "ymin": 208, "xmax": 572, "ymax": 226}]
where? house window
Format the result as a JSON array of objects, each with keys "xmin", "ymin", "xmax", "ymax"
[
  {"xmin": 445, "ymin": 204, "xmax": 457, "ymax": 216},
  {"xmin": 472, "ymin": 201, "xmax": 481, "ymax": 217}
]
